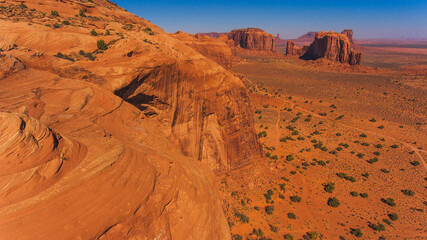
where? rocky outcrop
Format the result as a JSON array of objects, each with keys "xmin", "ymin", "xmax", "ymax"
[
  {"xmin": 228, "ymin": 28, "xmax": 276, "ymax": 52},
  {"xmin": 0, "ymin": 0, "xmax": 264, "ymax": 239},
  {"xmin": 197, "ymin": 32, "xmax": 228, "ymax": 39},
  {"xmin": 172, "ymin": 31, "xmax": 234, "ymax": 69},
  {"xmin": 301, "ymin": 31, "xmax": 362, "ymax": 65},
  {"xmin": 341, "ymin": 29, "xmax": 353, "ymax": 42},
  {"xmin": 286, "ymin": 40, "xmax": 304, "ymax": 55},
  {"xmin": 296, "ymin": 31, "xmax": 318, "ymax": 43}
]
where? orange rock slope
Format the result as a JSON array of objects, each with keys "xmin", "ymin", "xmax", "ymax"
[{"xmin": 0, "ymin": 0, "xmax": 263, "ymax": 239}]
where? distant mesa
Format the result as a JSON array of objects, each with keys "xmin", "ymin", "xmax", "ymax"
[
  {"xmin": 228, "ymin": 28, "xmax": 276, "ymax": 52},
  {"xmin": 199, "ymin": 28, "xmax": 277, "ymax": 52},
  {"xmin": 297, "ymin": 31, "xmax": 319, "ymax": 43},
  {"xmin": 301, "ymin": 31, "xmax": 362, "ymax": 65},
  {"xmin": 197, "ymin": 32, "xmax": 228, "ymax": 38},
  {"xmin": 275, "ymin": 34, "xmax": 287, "ymax": 46}
]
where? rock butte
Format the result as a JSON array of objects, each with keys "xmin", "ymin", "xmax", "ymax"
[
  {"xmin": 228, "ymin": 28, "xmax": 276, "ymax": 52},
  {"xmin": 301, "ymin": 31, "xmax": 362, "ymax": 65},
  {"xmin": 0, "ymin": 0, "xmax": 264, "ymax": 239}
]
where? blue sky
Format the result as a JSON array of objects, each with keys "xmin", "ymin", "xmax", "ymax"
[{"xmin": 113, "ymin": 0, "xmax": 427, "ymax": 39}]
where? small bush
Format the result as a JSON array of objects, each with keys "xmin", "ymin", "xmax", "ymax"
[
  {"xmin": 388, "ymin": 213, "xmax": 398, "ymax": 221},
  {"xmin": 290, "ymin": 195, "xmax": 301, "ymax": 203},
  {"xmin": 287, "ymin": 212, "xmax": 296, "ymax": 219},
  {"xmin": 359, "ymin": 133, "xmax": 367, "ymax": 138},
  {"xmin": 378, "ymin": 125, "xmax": 384, "ymax": 129},
  {"xmin": 286, "ymin": 154, "xmax": 294, "ymax": 161},
  {"xmin": 381, "ymin": 198, "xmax": 396, "ymax": 207},
  {"xmin": 359, "ymin": 193, "xmax": 369, "ymax": 198},
  {"xmin": 235, "ymin": 212, "xmax": 249, "ymax": 223},
  {"xmin": 79, "ymin": 9, "xmax": 86, "ymax": 17},
  {"xmin": 410, "ymin": 161, "xmax": 420, "ymax": 166},
  {"xmin": 324, "ymin": 182, "xmax": 335, "ymax": 193},
  {"xmin": 265, "ymin": 205, "xmax": 274, "ymax": 215},
  {"xmin": 283, "ymin": 234, "xmax": 294, "ymax": 240},
  {"xmin": 380, "ymin": 169, "xmax": 390, "ymax": 173},
  {"xmin": 390, "ymin": 144, "xmax": 399, "ymax": 149},
  {"xmin": 258, "ymin": 131, "xmax": 267, "ymax": 138},
  {"xmin": 383, "ymin": 219, "xmax": 392, "ymax": 225},
  {"xmin": 54, "ymin": 52, "xmax": 74, "ymax": 62},
  {"xmin": 19, "ymin": 3, "xmax": 27, "ymax": 8},
  {"xmin": 373, "ymin": 151, "xmax": 381, "ymax": 156},
  {"xmin": 305, "ymin": 231, "xmax": 323, "ymax": 239},
  {"xmin": 50, "ymin": 10, "xmax": 59, "ymax": 17},
  {"xmin": 327, "ymin": 197, "xmax": 340, "ymax": 207},
  {"xmin": 90, "ymin": 29, "xmax": 98, "ymax": 36},
  {"xmin": 252, "ymin": 228, "xmax": 264, "ymax": 237},
  {"xmin": 402, "ymin": 189, "xmax": 415, "ymax": 196},
  {"xmin": 369, "ymin": 222, "xmax": 386, "ymax": 231},
  {"xmin": 97, "ymin": 40, "xmax": 108, "ymax": 50},
  {"xmin": 367, "ymin": 157, "xmax": 379, "ymax": 164},
  {"xmin": 356, "ymin": 153, "xmax": 365, "ymax": 158},
  {"xmin": 350, "ymin": 228, "xmax": 363, "ymax": 237},
  {"xmin": 350, "ymin": 191, "xmax": 358, "ymax": 197},
  {"xmin": 62, "ymin": 20, "xmax": 70, "ymax": 25},
  {"xmin": 369, "ymin": 118, "xmax": 377, "ymax": 122}
]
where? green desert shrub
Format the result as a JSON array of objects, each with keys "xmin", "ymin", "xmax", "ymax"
[
  {"xmin": 350, "ymin": 228, "xmax": 363, "ymax": 237},
  {"xmin": 97, "ymin": 40, "xmax": 108, "ymax": 50},
  {"xmin": 388, "ymin": 213, "xmax": 398, "ymax": 221},
  {"xmin": 327, "ymin": 197, "xmax": 340, "ymax": 207}
]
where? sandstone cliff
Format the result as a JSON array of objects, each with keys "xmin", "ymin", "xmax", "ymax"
[
  {"xmin": 0, "ymin": 0, "xmax": 263, "ymax": 239},
  {"xmin": 301, "ymin": 31, "xmax": 362, "ymax": 65},
  {"xmin": 228, "ymin": 28, "xmax": 276, "ymax": 52},
  {"xmin": 172, "ymin": 31, "xmax": 234, "ymax": 69}
]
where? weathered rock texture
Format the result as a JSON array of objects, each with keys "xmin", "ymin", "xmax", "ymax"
[
  {"xmin": 301, "ymin": 31, "xmax": 362, "ymax": 65},
  {"xmin": 286, "ymin": 40, "xmax": 304, "ymax": 55},
  {"xmin": 0, "ymin": 0, "xmax": 263, "ymax": 239},
  {"xmin": 172, "ymin": 31, "xmax": 234, "ymax": 69},
  {"xmin": 197, "ymin": 32, "xmax": 228, "ymax": 39},
  {"xmin": 228, "ymin": 28, "xmax": 276, "ymax": 52}
]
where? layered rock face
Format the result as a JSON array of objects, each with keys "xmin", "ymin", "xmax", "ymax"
[
  {"xmin": 286, "ymin": 40, "xmax": 304, "ymax": 55},
  {"xmin": 228, "ymin": 28, "xmax": 276, "ymax": 51},
  {"xmin": 0, "ymin": 0, "xmax": 264, "ymax": 239},
  {"xmin": 197, "ymin": 32, "xmax": 228, "ymax": 38},
  {"xmin": 172, "ymin": 31, "xmax": 234, "ymax": 69},
  {"xmin": 301, "ymin": 31, "xmax": 362, "ymax": 65},
  {"xmin": 341, "ymin": 29, "xmax": 353, "ymax": 42}
]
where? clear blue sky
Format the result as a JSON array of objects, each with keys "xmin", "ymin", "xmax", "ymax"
[{"xmin": 113, "ymin": 0, "xmax": 427, "ymax": 39}]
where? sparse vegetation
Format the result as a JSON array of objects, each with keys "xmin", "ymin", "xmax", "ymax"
[
  {"xmin": 90, "ymin": 29, "xmax": 98, "ymax": 36},
  {"xmin": 235, "ymin": 212, "xmax": 249, "ymax": 223},
  {"xmin": 324, "ymin": 182, "xmax": 335, "ymax": 193},
  {"xmin": 265, "ymin": 205, "xmax": 274, "ymax": 215},
  {"xmin": 54, "ymin": 52, "xmax": 74, "ymax": 62},
  {"xmin": 388, "ymin": 213, "xmax": 398, "ymax": 221},
  {"xmin": 336, "ymin": 172, "xmax": 356, "ymax": 182},
  {"xmin": 79, "ymin": 50, "xmax": 95, "ymax": 61},
  {"xmin": 350, "ymin": 228, "xmax": 363, "ymax": 237},
  {"xmin": 327, "ymin": 197, "xmax": 340, "ymax": 207},
  {"xmin": 287, "ymin": 212, "xmax": 296, "ymax": 219},
  {"xmin": 97, "ymin": 40, "xmax": 108, "ymax": 50},
  {"xmin": 401, "ymin": 189, "xmax": 415, "ymax": 196},
  {"xmin": 370, "ymin": 222, "xmax": 386, "ymax": 231},
  {"xmin": 381, "ymin": 198, "xmax": 396, "ymax": 207},
  {"xmin": 290, "ymin": 195, "xmax": 301, "ymax": 203},
  {"xmin": 410, "ymin": 161, "xmax": 420, "ymax": 166},
  {"xmin": 350, "ymin": 191, "xmax": 358, "ymax": 197},
  {"xmin": 50, "ymin": 10, "xmax": 59, "ymax": 17},
  {"xmin": 359, "ymin": 193, "xmax": 369, "ymax": 198}
]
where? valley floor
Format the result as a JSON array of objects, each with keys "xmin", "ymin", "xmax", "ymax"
[{"xmin": 219, "ymin": 56, "xmax": 427, "ymax": 239}]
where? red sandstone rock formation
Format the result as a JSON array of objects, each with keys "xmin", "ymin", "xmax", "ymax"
[
  {"xmin": 172, "ymin": 31, "xmax": 234, "ymax": 69},
  {"xmin": 0, "ymin": 0, "xmax": 263, "ymax": 239},
  {"xmin": 228, "ymin": 28, "xmax": 276, "ymax": 52},
  {"xmin": 286, "ymin": 40, "xmax": 304, "ymax": 55},
  {"xmin": 301, "ymin": 31, "xmax": 362, "ymax": 65}
]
